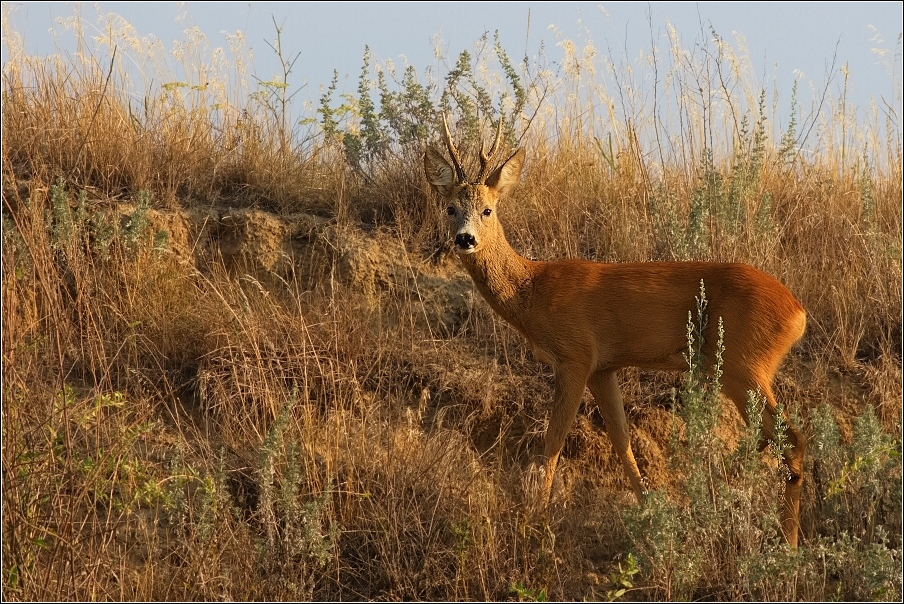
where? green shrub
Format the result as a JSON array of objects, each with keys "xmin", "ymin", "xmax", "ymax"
[{"xmin": 621, "ymin": 282, "xmax": 902, "ymax": 600}]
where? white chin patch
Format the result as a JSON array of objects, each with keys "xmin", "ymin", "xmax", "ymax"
[{"xmin": 455, "ymin": 246, "xmax": 477, "ymax": 255}]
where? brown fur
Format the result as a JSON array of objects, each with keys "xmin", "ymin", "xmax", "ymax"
[{"xmin": 424, "ymin": 141, "xmax": 806, "ymax": 546}]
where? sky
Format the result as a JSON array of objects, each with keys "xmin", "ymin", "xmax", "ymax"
[{"xmin": 3, "ymin": 2, "xmax": 902, "ymax": 121}]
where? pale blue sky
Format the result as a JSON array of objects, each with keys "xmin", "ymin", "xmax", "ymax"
[{"xmin": 3, "ymin": 2, "xmax": 902, "ymax": 120}]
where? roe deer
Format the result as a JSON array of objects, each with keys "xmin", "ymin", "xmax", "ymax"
[{"xmin": 423, "ymin": 116, "xmax": 807, "ymax": 547}]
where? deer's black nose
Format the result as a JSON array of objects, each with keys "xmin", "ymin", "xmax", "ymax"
[{"xmin": 455, "ymin": 233, "xmax": 477, "ymax": 250}]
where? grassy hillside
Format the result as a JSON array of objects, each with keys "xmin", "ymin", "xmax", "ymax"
[{"xmin": 2, "ymin": 9, "xmax": 901, "ymax": 601}]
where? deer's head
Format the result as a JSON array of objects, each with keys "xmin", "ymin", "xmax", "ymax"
[{"xmin": 424, "ymin": 116, "xmax": 525, "ymax": 254}]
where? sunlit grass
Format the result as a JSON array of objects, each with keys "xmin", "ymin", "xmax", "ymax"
[{"xmin": 2, "ymin": 5, "xmax": 901, "ymax": 600}]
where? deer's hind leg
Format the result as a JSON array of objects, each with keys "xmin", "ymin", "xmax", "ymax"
[
  {"xmin": 722, "ymin": 372, "xmax": 805, "ymax": 548},
  {"xmin": 587, "ymin": 370, "xmax": 645, "ymax": 499}
]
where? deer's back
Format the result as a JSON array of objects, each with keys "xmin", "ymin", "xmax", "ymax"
[{"xmin": 523, "ymin": 260, "xmax": 805, "ymax": 372}]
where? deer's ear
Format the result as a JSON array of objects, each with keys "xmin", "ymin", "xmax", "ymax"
[
  {"xmin": 424, "ymin": 148, "xmax": 457, "ymax": 197},
  {"xmin": 485, "ymin": 149, "xmax": 525, "ymax": 198}
]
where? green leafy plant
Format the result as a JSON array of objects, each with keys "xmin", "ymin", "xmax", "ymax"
[
  {"xmin": 510, "ymin": 581, "xmax": 548, "ymax": 602},
  {"xmin": 606, "ymin": 552, "xmax": 640, "ymax": 601}
]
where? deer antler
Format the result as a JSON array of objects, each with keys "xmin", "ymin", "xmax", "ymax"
[
  {"xmin": 441, "ymin": 113, "xmax": 467, "ymax": 183},
  {"xmin": 477, "ymin": 118, "xmax": 504, "ymax": 183}
]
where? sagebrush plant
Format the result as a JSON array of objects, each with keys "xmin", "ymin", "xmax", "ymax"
[
  {"xmin": 621, "ymin": 285, "xmax": 901, "ymax": 601},
  {"xmin": 255, "ymin": 395, "xmax": 338, "ymax": 600},
  {"xmin": 620, "ymin": 283, "xmax": 787, "ymax": 600},
  {"xmin": 2, "ymin": 4, "xmax": 901, "ymax": 601}
]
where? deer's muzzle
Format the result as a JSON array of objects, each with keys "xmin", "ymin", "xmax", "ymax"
[{"xmin": 454, "ymin": 232, "xmax": 477, "ymax": 253}]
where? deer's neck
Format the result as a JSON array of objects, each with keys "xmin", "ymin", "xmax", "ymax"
[{"xmin": 458, "ymin": 233, "xmax": 534, "ymax": 330}]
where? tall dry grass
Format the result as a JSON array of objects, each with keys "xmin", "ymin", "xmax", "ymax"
[{"xmin": 2, "ymin": 6, "xmax": 901, "ymax": 600}]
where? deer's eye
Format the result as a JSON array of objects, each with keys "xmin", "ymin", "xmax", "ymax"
[
  {"xmin": 482, "ymin": 208, "xmax": 492, "ymax": 217},
  {"xmin": 446, "ymin": 206, "xmax": 456, "ymax": 216}
]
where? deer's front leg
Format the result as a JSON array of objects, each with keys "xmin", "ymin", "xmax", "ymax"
[
  {"xmin": 587, "ymin": 370, "xmax": 645, "ymax": 498},
  {"xmin": 541, "ymin": 362, "xmax": 591, "ymax": 505}
]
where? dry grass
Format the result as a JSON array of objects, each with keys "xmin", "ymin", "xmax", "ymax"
[{"xmin": 2, "ymin": 6, "xmax": 901, "ymax": 601}]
